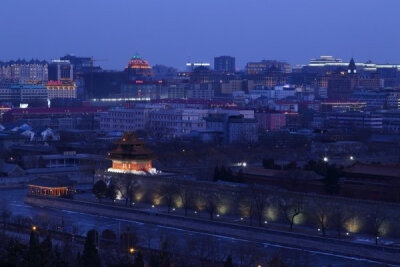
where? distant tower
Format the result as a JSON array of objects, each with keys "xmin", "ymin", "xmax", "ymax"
[
  {"xmin": 125, "ymin": 54, "xmax": 154, "ymax": 80},
  {"xmin": 214, "ymin": 56, "xmax": 236, "ymax": 73},
  {"xmin": 348, "ymin": 58, "xmax": 357, "ymax": 74}
]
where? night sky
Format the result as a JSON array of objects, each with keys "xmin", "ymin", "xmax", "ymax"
[{"xmin": 1, "ymin": 0, "xmax": 399, "ymax": 70}]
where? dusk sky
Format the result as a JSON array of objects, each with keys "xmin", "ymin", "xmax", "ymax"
[{"xmin": 1, "ymin": 0, "xmax": 399, "ymax": 70}]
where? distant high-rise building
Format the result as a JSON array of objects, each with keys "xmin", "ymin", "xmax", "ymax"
[
  {"xmin": 60, "ymin": 55, "xmax": 93, "ymax": 78},
  {"xmin": 246, "ymin": 60, "xmax": 291, "ymax": 75},
  {"xmin": 0, "ymin": 60, "xmax": 48, "ymax": 82},
  {"xmin": 214, "ymin": 56, "xmax": 236, "ymax": 73},
  {"xmin": 185, "ymin": 62, "xmax": 211, "ymax": 71},
  {"xmin": 327, "ymin": 59, "xmax": 359, "ymax": 99},
  {"xmin": 48, "ymin": 60, "xmax": 73, "ymax": 81},
  {"xmin": 348, "ymin": 58, "xmax": 357, "ymax": 74}
]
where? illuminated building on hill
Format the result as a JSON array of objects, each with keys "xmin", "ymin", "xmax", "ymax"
[
  {"xmin": 125, "ymin": 55, "xmax": 154, "ymax": 80},
  {"xmin": 107, "ymin": 132, "xmax": 156, "ymax": 174}
]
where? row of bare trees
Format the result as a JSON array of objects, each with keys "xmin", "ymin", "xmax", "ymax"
[
  {"xmin": 93, "ymin": 178, "xmax": 395, "ymax": 243},
  {"xmin": 158, "ymin": 182, "xmax": 391, "ymax": 242}
]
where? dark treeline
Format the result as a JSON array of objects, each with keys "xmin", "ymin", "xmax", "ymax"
[{"xmin": 0, "ymin": 228, "xmax": 290, "ymax": 267}]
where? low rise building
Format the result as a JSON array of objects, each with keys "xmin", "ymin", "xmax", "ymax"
[
  {"xmin": 205, "ymin": 114, "xmax": 258, "ymax": 144},
  {"xmin": 100, "ymin": 107, "xmax": 151, "ymax": 132},
  {"xmin": 47, "ymin": 80, "xmax": 77, "ymax": 99},
  {"xmin": 0, "ymin": 83, "xmax": 47, "ymax": 106},
  {"xmin": 150, "ymin": 108, "xmax": 209, "ymax": 138},
  {"xmin": 255, "ymin": 111, "xmax": 286, "ymax": 131},
  {"xmin": 325, "ymin": 111, "xmax": 383, "ymax": 131}
]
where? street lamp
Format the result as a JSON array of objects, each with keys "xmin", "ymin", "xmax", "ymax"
[
  {"xmin": 349, "ymin": 156, "xmax": 354, "ymax": 161},
  {"xmin": 32, "ymin": 226, "xmax": 37, "ymax": 231},
  {"xmin": 129, "ymin": 248, "xmax": 135, "ymax": 254},
  {"xmin": 242, "ymin": 162, "xmax": 247, "ymax": 167},
  {"xmin": 323, "ymin": 156, "xmax": 328, "ymax": 162}
]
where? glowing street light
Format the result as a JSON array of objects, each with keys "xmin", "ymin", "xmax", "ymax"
[
  {"xmin": 32, "ymin": 226, "xmax": 37, "ymax": 231},
  {"xmin": 242, "ymin": 162, "xmax": 247, "ymax": 167},
  {"xmin": 129, "ymin": 248, "xmax": 135, "ymax": 254},
  {"xmin": 323, "ymin": 156, "xmax": 329, "ymax": 162},
  {"xmin": 349, "ymin": 156, "xmax": 354, "ymax": 160}
]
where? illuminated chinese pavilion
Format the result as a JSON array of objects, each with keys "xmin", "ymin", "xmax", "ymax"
[
  {"xmin": 28, "ymin": 176, "xmax": 72, "ymax": 197},
  {"xmin": 108, "ymin": 132, "xmax": 155, "ymax": 174}
]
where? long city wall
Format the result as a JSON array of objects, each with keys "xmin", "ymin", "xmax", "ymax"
[
  {"xmin": 101, "ymin": 172, "xmax": 400, "ymax": 238},
  {"xmin": 24, "ymin": 195, "xmax": 400, "ymax": 265}
]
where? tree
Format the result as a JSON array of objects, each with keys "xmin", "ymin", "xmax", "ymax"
[
  {"xmin": 5, "ymin": 238, "xmax": 26, "ymax": 266},
  {"xmin": 92, "ymin": 180, "xmax": 107, "ymax": 202},
  {"xmin": 178, "ymin": 186, "xmax": 193, "ymax": 216},
  {"xmin": 268, "ymin": 255, "xmax": 286, "ymax": 267},
  {"xmin": 213, "ymin": 166, "xmax": 220, "ymax": 181},
  {"xmin": 159, "ymin": 240, "xmax": 171, "ymax": 267},
  {"xmin": 133, "ymin": 251, "xmax": 145, "ymax": 267},
  {"xmin": 204, "ymin": 192, "xmax": 219, "ymax": 220},
  {"xmin": 311, "ymin": 201, "xmax": 330, "ymax": 237},
  {"xmin": 82, "ymin": 230, "xmax": 101, "ymax": 267},
  {"xmin": 107, "ymin": 183, "xmax": 118, "ymax": 202},
  {"xmin": 53, "ymin": 245, "xmax": 68, "ymax": 267},
  {"xmin": 118, "ymin": 176, "xmax": 139, "ymax": 206},
  {"xmin": 101, "ymin": 229, "xmax": 117, "ymax": 241},
  {"xmin": 220, "ymin": 165, "xmax": 228, "ymax": 181},
  {"xmin": 323, "ymin": 165, "xmax": 341, "ymax": 194},
  {"xmin": 253, "ymin": 194, "xmax": 267, "ymax": 227},
  {"xmin": 236, "ymin": 169, "xmax": 245, "ymax": 183},
  {"xmin": 149, "ymin": 253, "xmax": 160, "ymax": 267},
  {"xmin": 120, "ymin": 230, "xmax": 137, "ymax": 252},
  {"xmin": 1, "ymin": 200, "xmax": 12, "ymax": 234},
  {"xmin": 249, "ymin": 186, "xmax": 268, "ymax": 226},
  {"xmin": 161, "ymin": 180, "xmax": 177, "ymax": 213},
  {"xmin": 262, "ymin": 158, "xmax": 276, "ymax": 169},
  {"xmin": 224, "ymin": 255, "xmax": 234, "ymax": 267},
  {"xmin": 40, "ymin": 235, "xmax": 54, "ymax": 266},
  {"xmin": 330, "ymin": 205, "xmax": 351, "ymax": 239},
  {"xmin": 367, "ymin": 207, "xmax": 387, "ymax": 245},
  {"xmin": 27, "ymin": 230, "xmax": 41, "ymax": 267},
  {"xmin": 278, "ymin": 197, "xmax": 303, "ymax": 232}
]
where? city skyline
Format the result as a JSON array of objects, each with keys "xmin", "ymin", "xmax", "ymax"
[{"xmin": 0, "ymin": 0, "xmax": 399, "ymax": 69}]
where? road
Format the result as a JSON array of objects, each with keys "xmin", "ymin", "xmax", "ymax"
[{"xmin": 1, "ymin": 187, "xmax": 397, "ymax": 267}]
